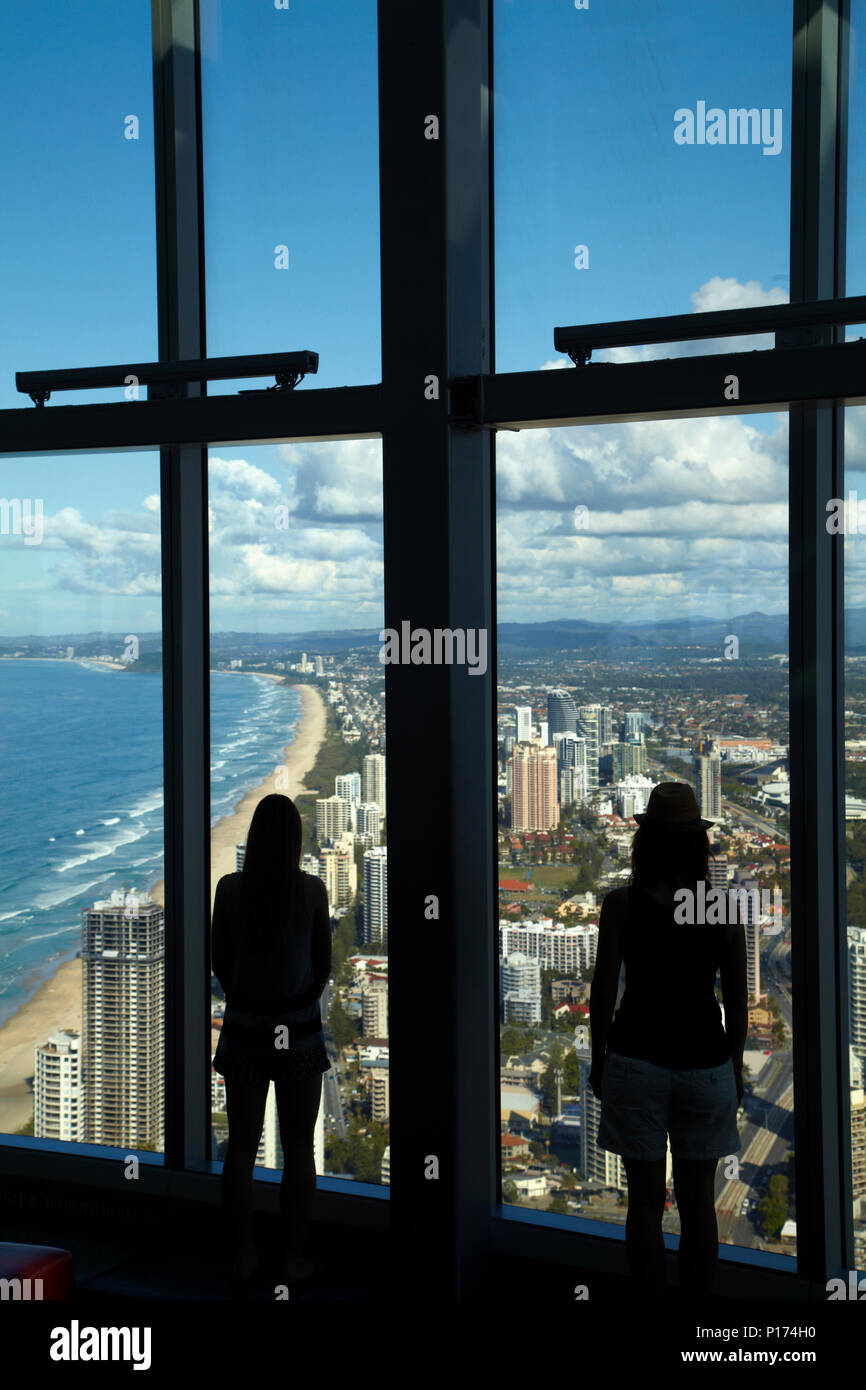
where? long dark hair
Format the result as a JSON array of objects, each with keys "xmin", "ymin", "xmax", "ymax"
[
  {"xmin": 629, "ymin": 820, "xmax": 711, "ymax": 893},
  {"xmin": 240, "ymin": 794, "xmax": 303, "ymax": 954}
]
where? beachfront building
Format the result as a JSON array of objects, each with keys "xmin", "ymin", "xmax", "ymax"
[
  {"xmin": 319, "ymin": 844, "xmax": 357, "ymax": 913},
  {"xmin": 363, "ymin": 847, "xmax": 388, "ymax": 947},
  {"xmin": 362, "ymin": 754, "xmax": 386, "ymax": 818},
  {"xmin": 34, "ymin": 1030, "xmax": 83, "ymax": 1143},
  {"xmin": 316, "ymin": 794, "xmax": 350, "ymax": 845},
  {"xmin": 336, "ymin": 773, "xmax": 362, "ymax": 802},
  {"xmin": 356, "ymin": 802, "xmax": 382, "ymax": 846},
  {"xmin": 81, "ymin": 889, "xmax": 164, "ymax": 1151}
]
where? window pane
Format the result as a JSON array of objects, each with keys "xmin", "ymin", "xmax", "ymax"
[
  {"xmin": 847, "ymin": 0, "xmax": 866, "ymax": 296},
  {"xmin": 496, "ymin": 412, "xmax": 794, "ymax": 1261},
  {"xmin": 199, "ymin": 0, "xmax": 381, "ymax": 393},
  {"xmin": 0, "ymin": 3, "xmax": 157, "ymax": 408},
  {"xmin": 0, "ymin": 451, "xmax": 165, "ymax": 1153},
  {"xmin": 842, "ymin": 406, "xmax": 866, "ymax": 1274},
  {"xmin": 493, "ymin": 0, "xmax": 792, "ymax": 370},
  {"xmin": 207, "ymin": 439, "xmax": 388, "ymax": 1186}
]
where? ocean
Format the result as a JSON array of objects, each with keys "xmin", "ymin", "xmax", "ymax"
[{"xmin": 0, "ymin": 659, "xmax": 302, "ymax": 1028}]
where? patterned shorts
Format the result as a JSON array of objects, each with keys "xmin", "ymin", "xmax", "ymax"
[
  {"xmin": 213, "ymin": 1042, "xmax": 332, "ymax": 1085},
  {"xmin": 212, "ymin": 1004, "xmax": 332, "ymax": 1084}
]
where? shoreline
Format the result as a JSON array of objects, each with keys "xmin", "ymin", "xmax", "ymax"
[{"xmin": 0, "ymin": 679, "xmax": 327, "ymax": 1136}]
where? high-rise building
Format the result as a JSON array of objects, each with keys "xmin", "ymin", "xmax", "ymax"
[
  {"xmin": 511, "ymin": 743, "xmax": 559, "ymax": 831},
  {"xmin": 599, "ymin": 706, "xmax": 615, "ymax": 746},
  {"xmin": 362, "ymin": 753, "xmax": 386, "ymax": 817},
  {"xmin": 695, "ymin": 738, "xmax": 722, "ymax": 821},
  {"xmin": 82, "ymin": 889, "xmax": 164, "ymax": 1149},
  {"xmin": 371, "ymin": 1070, "xmax": 390, "ymax": 1124},
  {"xmin": 356, "ymin": 802, "xmax": 382, "ymax": 845},
  {"xmin": 363, "ymin": 981, "xmax": 388, "ymax": 1038},
  {"xmin": 336, "ymin": 772, "xmax": 361, "ymax": 807},
  {"xmin": 848, "ymin": 926, "xmax": 866, "ymax": 1066},
  {"xmin": 364, "ymin": 846, "xmax": 388, "ymax": 946},
  {"xmin": 500, "ymin": 951, "xmax": 541, "ymax": 1024},
  {"xmin": 576, "ymin": 705, "xmax": 601, "ymax": 791},
  {"xmin": 34, "ymin": 1030, "xmax": 83, "ymax": 1143},
  {"xmin": 319, "ymin": 845, "xmax": 357, "ymax": 912},
  {"xmin": 316, "ymin": 794, "xmax": 350, "ymax": 844},
  {"xmin": 729, "ymin": 871, "xmax": 762, "ymax": 1004},
  {"xmin": 613, "ymin": 740, "xmax": 648, "ymax": 780},
  {"xmin": 708, "ymin": 853, "xmax": 728, "ymax": 892},
  {"xmin": 514, "ymin": 706, "xmax": 533, "ymax": 744},
  {"xmin": 624, "ymin": 711, "xmax": 645, "ymax": 741},
  {"xmin": 548, "ymin": 690, "xmax": 578, "ymax": 742}
]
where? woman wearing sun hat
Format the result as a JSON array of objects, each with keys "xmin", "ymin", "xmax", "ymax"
[{"xmin": 589, "ymin": 781, "xmax": 748, "ymax": 1302}]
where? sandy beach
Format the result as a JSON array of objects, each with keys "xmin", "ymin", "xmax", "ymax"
[
  {"xmin": 0, "ymin": 959, "xmax": 82, "ymax": 1135},
  {"xmin": 0, "ymin": 678, "xmax": 326, "ymax": 1136}
]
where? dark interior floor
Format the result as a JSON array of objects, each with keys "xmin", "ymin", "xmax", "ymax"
[{"xmin": 0, "ymin": 1209, "xmax": 743, "ymax": 1303}]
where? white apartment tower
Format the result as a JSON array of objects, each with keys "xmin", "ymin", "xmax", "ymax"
[
  {"xmin": 362, "ymin": 754, "xmax": 386, "ymax": 818},
  {"xmin": 34, "ymin": 1029, "xmax": 83, "ymax": 1142},
  {"xmin": 363, "ymin": 846, "xmax": 388, "ymax": 946}
]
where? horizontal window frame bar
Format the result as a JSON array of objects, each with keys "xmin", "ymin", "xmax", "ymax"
[
  {"xmin": 0, "ymin": 383, "xmax": 382, "ymax": 453},
  {"xmin": 450, "ymin": 339, "xmax": 866, "ymax": 430},
  {"xmin": 2, "ymin": 337, "xmax": 865, "ymax": 456},
  {"xmin": 15, "ymin": 351, "xmax": 319, "ymax": 403},
  {"xmin": 553, "ymin": 293, "xmax": 866, "ymax": 358}
]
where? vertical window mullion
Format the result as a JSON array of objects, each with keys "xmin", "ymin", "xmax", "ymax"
[
  {"xmin": 152, "ymin": 0, "xmax": 209, "ymax": 1171},
  {"xmin": 787, "ymin": 0, "xmax": 852, "ymax": 1285}
]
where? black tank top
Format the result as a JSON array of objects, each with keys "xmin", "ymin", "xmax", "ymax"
[{"xmin": 605, "ymin": 882, "xmax": 731, "ymax": 1068}]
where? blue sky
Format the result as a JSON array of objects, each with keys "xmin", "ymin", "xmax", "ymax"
[{"xmin": 0, "ymin": 0, "xmax": 863, "ymax": 634}]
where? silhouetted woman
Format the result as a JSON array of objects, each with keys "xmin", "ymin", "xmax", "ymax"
[
  {"xmin": 211, "ymin": 793, "xmax": 332, "ymax": 1297},
  {"xmin": 589, "ymin": 782, "xmax": 747, "ymax": 1301}
]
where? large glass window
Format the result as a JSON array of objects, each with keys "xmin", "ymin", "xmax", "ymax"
[
  {"xmin": 207, "ymin": 438, "xmax": 388, "ymax": 1185},
  {"xmin": 199, "ymin": 0, "xmax": 381, "ymax": 393},
  {"xmin": 842, "ymin": 405, "xmax": 866, "ymax": 1273},
  {"xmin": 0, "ymin": 450, "xmax": 165, "ymax": 1154},
  {"xmin": 493, "ymin": 0, "xmax": 792, "ymax": 371},
  {"xmin": 0, "ymin": 2, "xmax": 157, "ymax": 409},
  {"xmin": 496, "ymin": 412, "xmax": 794, "ymax": 1260}
]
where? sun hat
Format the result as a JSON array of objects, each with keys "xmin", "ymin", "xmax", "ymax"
[{"xmin": 633, "ymin": 781, "xmax": 714, "ymax": 831}]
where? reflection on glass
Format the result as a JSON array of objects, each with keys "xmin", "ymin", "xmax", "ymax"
[
  {"xmin": 0, "ymin": 452, "xmax": 165, "ymax": 1152},
  {"xmin": 496, "ymin": 412, "xmax": 795, "ymax": 1261},
  {"xmin": 207, "ymin": 439, "xmax": 388, "ymax": 1186},
  {"xmin": 842, "ymin": 406, "xmax": 866, "ymax": 1273}
]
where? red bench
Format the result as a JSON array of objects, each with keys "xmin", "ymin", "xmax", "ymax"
[{"xmin": 0, "ymin": 1242, "xmax": 74, "ymax": 1300}]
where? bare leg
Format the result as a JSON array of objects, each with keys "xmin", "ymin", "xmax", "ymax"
[
  {"xmin": 221, "ymin": 1074, "xmax": 270, "ymax": 1277},
  {"xmin": 275, "ymin": 1072, "xmax": 323, "ymax": 1276},
  {"xmin": 622, "ymin": 1156, "xmax": 668, "ymax": 1298},
  {"xmin": 673, "ymin": 1155, "xmax": 720, "ymax": 1298}
]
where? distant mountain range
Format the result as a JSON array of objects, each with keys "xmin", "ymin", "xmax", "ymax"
[{"xmin": 5, "ymin": 610, "xmax": 866, "ymax": 655}]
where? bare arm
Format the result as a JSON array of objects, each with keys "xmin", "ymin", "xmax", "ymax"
[
  {"xmin": 590, "ymin": 890, "xmax": 625, "ymax": 1070},
  {"xmin": 720, "ymin": 920, "xmax": 748, "ymax": 1077},
  {"xmin": 211, "ymin": 877, "xmax": 232, "ymax": 994}
]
